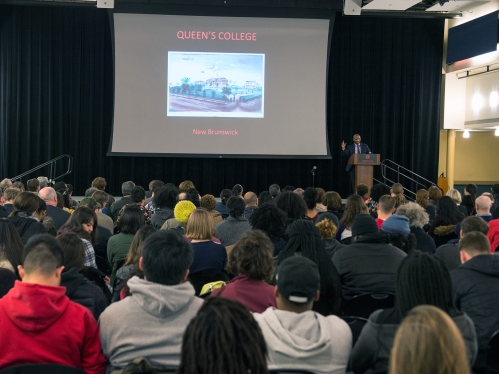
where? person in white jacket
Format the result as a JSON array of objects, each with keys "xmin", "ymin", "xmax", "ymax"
[{"xmin": 253, "ymin": 256, "xmax": 352, "ymax": 374}]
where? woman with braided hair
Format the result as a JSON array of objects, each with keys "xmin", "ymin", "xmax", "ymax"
[
  {"xmin": 350, "ymin": 251, "xmax": 477, "ymax": 374},
  {"xmin": 178, "ymin": 297, "xmax": 268, "ymax": 374},
  {"xmin": 276, "ymin": 219, "xmax": 342, "ymax": 316}
]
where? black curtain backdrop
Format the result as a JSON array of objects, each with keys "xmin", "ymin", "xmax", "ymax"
[{"xmin": 0, "ymin": 5, "xmax": 443, "ymax": 197}]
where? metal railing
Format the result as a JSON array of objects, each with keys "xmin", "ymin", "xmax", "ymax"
[
  {"xmin": 380, "ymin": 159, "xmax": 438, "ymax": 201},
  {"xmin": 9, "ymin": 155, "xmax": 73, "ymax": 184}
]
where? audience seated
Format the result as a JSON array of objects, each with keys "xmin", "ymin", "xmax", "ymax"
[
  {"xmin": 269, "ymin": 183, "xmax": 281, "ymax": 199},
  {"xmin": 452, "ymin": 231, "xmax": 499, "ymax": 373},
  {"xmin": 0, "ymin": 188, "xmax": 9, "ymax": 218},
  {"xmin": 107, "ymin": 205, "xmax": 145, "ymax": 284},
  {"xmin": 389, "ymin": 305, "xmax": 471, "ymax": 374},
  {"xmin": 110, "ymin": 181, "xmax": 135, "ymax": 222},
  {"xmin": 0, "ymin": 234, "xmax": 107, "ymax": 373},
  {"xmin": 0, "ymin": 219, "xmax": 24, "ymax": 276},
  {"xmin": 381, "ymin": 215, "xmax": 417, "ymax": 255},
  {"xmin": 2, "ymin": 187, "xmax": 20, "ymax": 213},
  {"xmin": 454, "ymin": 195, "xmax": 493, "ymax": 237},
  {"xmin": 214, "ymin": 188, "xmax": 231, "ymax": 218},
  {"xmin": 428, "ymin": 196, "xmax": 465, "ymax": 247},
  {"xmin": 369, "ymin": 183, "xmax": 391, "ymax": 218},
  {"xmin": 395, "ymin": 202, "xmax": 435, "ymax": 253},
  {"xmin": 89, "ymin": 191, "xmax": 114, "ymax": 233},
  {"xmin": 150, "ymin": 185, "xmax": 178, "ymax": 230},
  {"xmin": 114, "ymin": 225, "xmax": 155, "ymax": 290},
  {"xmin": 39, "ymin": 187, "xmax": 71, "ymax": 230},
  {"xmin": 8, "ymin": 192, "xmax": 47, "ymax": 243},
  {"xmin": 254, "ymin": 256, "xmax": 352, "ymax": 374},
  {"xmin": 177, "ymin": 297, "xmax": 268, "ymax": 374},
  {"xmin": 57, "ymin": 233, "xmax": 109, "ymax": 320},
  {"xmin": 462, "ymin": 183, "xmax": 477, "ymax": 216},
  {"xmin": 0, "ymin": 268, "xmax": 16, "ymax": 297},
  {"xmin": 258, "ymin": 190, "xmax": 273, "ymax": 206},
  {"xmin": 488, "ymin": 217, "xmax": 499, "ymax": 253},
  {"xmin": 79, "ymin": 197, "xmax": 112, "ymax": 259},
  {"xmin": 428, "ymin": 185, "xmax": 442, "ymax": 208},
  {"xmin": 416, "ymin": 188, "xmax": 435, "ymax": 223},
  {"xmin": 447, "ymin": 188, "xmax": 469, "ymax": 217},
  {"xmin": 211, "ymin": 230, "xmax": 276, "ymax": 312},
  {"xmin": 116, "ymin": 186, "xmax": 152, "ymax": 226},
  {"xmin": 186, "ymin": 209, "xmax": 227, "ymax": 276},
  {"xmin": 274, "ymin": 191, "xmax": 307, "ymax": 238},
  {"xmin": 435, "ymin": 216, "xmax": 489, "ymax": 272},
  {"xmin": 390, "ymin": 183, "xmax": 406, "ymax": 207},
  {"xmin": 333, "ymin": 214, "xmax": 406, "ymax": 300},
  {"xmin": 58, "ymin": 206, "xmax": 98, "ymax": 269},
  {"xmin": 249, "ymin": 202, "xmax": 287, "ymax": 256},
  {"xmin": 375, "ymin": 195, "xmax": 395, "ymax": 229},
  {"xmin": 215, "ymin": 196, "xmax": 251, "ymax": 246},
  {"xmin": 350, "ymin": 251, "xmax": 477, "ymax": 374},
  {"xmin": 320, "ymin": 191, "xmax": 344, "ymax": 221},
  {"xmin": 243, "ymin": 191, "xmax": 258, "ymax": 219},
  {"xmin": 315, "ymin": 187, "xmax": 327, "ymax": 213},
  {"xmin": 278, "ymin": 219, "xmax": 342, "ymax": 316},
  {"xmin": 199, "ymin": 194, "xmax": 223, "ymax": 225},
  {"xmin": 336, "ymin": 194, "xmax": 369, "ymax": 243},
  {"xmin": 161, "ymin": 199, "xmax": 196, "ymax": 231},
  {"xmin": 99, "ymin": 230, "xmax": 203, "ymax": 371},
  {"xmin": 303, "ymin": 187, "xmax": 320, "ymax": 223},
  {"xmin": 316, "ymin": 215, "xmax": 344, "ymax": 259}
]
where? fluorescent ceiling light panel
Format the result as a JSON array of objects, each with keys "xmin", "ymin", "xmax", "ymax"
[
  {"xmin": 426, "ymin": 1, "xmax": 489, "ymax": 12},
  {"xmin": 362, "ymin": 0, "xmax": 421, "ymax": 10}
]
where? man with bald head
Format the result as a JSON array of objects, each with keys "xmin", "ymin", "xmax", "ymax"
[
  {"xmin": 244, "ymin": 192, "xmax": 258, "ymax": 219},
  {"xmin": 341, "ymin": 134, "xmax": 371, "ymax": 194},
  {"xmin": 39, "ymin": 187, "xmax": 70, "ymax": 230}
]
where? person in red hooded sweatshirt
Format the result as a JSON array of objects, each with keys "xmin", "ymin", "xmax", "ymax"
[{"xmin": 0, "ymin": 234, "xmax": 108, "ymax": 373}]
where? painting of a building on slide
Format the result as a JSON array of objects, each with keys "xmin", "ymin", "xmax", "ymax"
[{"xmin": 168, "ymin": 52, "xmax": 265, "ymax": 118}]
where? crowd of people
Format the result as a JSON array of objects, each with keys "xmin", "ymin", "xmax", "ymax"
[{"xmin": 1, "ymin": 175, "xmax": 499, "ymax": 374}]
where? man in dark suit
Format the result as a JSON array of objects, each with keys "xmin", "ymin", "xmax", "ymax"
[{"xmin": 341, "ymin": 134, "xmax": 371, "ymax": 194}]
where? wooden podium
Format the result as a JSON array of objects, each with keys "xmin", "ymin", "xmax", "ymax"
[{"xmin": 348, "ymin": 154, "xmax": 381, "ymax": 189}]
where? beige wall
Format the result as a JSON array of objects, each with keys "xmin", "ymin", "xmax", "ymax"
[{"xmin": 453, "ymin": 131, "xmax": 499, "ymax": 183}]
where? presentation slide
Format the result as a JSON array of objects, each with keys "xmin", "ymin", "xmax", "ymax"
[{"xmin": 110, "ymin": 14, "xmax": 330, "ymax": 157}]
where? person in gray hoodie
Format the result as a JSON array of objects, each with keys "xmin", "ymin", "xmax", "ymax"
[
  {"xmin": 253, "ymin": 256, "xmax": 352, "ymax": 374},
  {"xmin": 98, "ymin": 230, "xmax": 203, "ymax": 371}
]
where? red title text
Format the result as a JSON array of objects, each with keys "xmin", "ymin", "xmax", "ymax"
[{"xmin": 177, "ymin": 31, "xmax": 257, "ymax": 41}]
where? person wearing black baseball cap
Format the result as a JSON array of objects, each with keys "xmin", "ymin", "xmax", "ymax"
[{"xmin": 253, "ymin": 256, "xmax": 352, "ymax": 374}]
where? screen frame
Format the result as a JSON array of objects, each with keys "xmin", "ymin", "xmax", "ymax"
[{"xmin": 107, "ymin": 3, "xmax": 335, "ymax": 159}]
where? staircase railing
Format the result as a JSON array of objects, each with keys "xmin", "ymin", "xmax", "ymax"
[
  {"xmin": 9, "ymin": 155, "xmax": 73, "ymax": 184},
  {"xmin": 380, "ymin": 159, "xmax": 439, "ymax": 201}
]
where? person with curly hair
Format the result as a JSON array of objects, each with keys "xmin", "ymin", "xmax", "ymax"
[
  {"xmin": 396, "ymin": 202, "xmax": 435, "ymax": 253},
  {"xmin": 274, "ymin": 191, "xmax": 307, "ymax": 239},
  {"xmin": 200, "ymin": 194, "xmax": 223, "ymax": 225},
  {"xmin": 316, "ymin": 214, "xmax": 344, "ymax": 259},
  {"xmin": 210, "ymin": 230, "xmax": 276, "ymax": 313}
]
